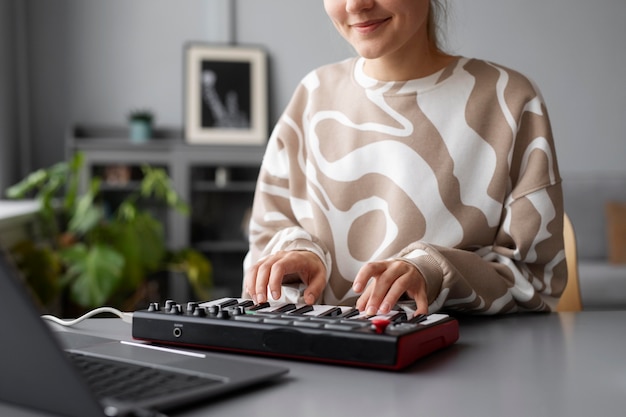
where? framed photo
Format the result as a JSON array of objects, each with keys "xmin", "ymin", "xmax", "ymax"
[{"xmin": 184, "ymin": 44, "xmax": 268, "ymax": 145}]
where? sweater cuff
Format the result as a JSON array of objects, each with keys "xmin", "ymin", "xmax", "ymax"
[{"xmin": 396, "ymin": 248, "xmax": 444, "ymax": 305}]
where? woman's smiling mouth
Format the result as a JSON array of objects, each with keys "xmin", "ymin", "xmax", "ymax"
[{"xmin": 350, "ymin": 17, "xmax": 392, "ymax": 34}]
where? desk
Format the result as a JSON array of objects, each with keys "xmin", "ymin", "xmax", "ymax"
[{"xmin": 3, "ymin": 311, "xmax": 626, "ymax": 416}]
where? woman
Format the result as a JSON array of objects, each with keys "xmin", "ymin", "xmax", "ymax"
[{"xmin": 243, "ymin": 0, "xmax": 566, "ymax": 316}]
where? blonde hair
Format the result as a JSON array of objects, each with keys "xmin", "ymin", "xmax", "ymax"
[{"xmin": 428, "ymin": 0, "xmax": 449, "ymax": 53}]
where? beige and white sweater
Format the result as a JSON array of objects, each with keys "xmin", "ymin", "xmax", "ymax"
[{"xmin": 244, "ymin": 57, "xmax": 566, "ymax": 314}]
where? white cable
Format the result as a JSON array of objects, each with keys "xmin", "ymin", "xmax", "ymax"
[{"xmin": 41, "ymin": 306, "xmax": 133, "ymax": 326}]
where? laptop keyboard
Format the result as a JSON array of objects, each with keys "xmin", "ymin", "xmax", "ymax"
[{"xmin": 68, "ymin": 352, "xmax": 222, "ymax": 402}]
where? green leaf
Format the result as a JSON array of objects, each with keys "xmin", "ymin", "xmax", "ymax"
[
  {"xmin": 62, "ymin": 152, "xmax": 83, "ymax": 213},
  {"xmin": 116, "ymin": 200, "xmax": 137, "ymax": 222},
  {"xmin": 138, "ymin": 166, "xmax": 189, "ymax": 214},
  {"xmin": 61, "ymin": 244, "xmax": 125, "ymax": 308},
  {"xmin": 108, "ymin": 212, "xmax": 166, "ymax": 290},
  {"xmin": 5, "ymin": 169, "xmax": 47, "ymax": 198},
  {"xmin": 68, "ymin": 179, "xmax": 105, "ymax": 235}
]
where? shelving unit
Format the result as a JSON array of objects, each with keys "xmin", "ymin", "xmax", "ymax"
[{"xmin": 66, "ymin": 126, "xmax": 266, "ymax": 297}]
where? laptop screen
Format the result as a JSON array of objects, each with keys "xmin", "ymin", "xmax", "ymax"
[{"xmin": 0, "ymin": 250, "xmax": 105, "ymax": 416}]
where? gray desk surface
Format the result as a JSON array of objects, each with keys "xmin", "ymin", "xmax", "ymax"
[{"xmin": 3, "ymin": 311, "xmax": 626, "ymax": 417}]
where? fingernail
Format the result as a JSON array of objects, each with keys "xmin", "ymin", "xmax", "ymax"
[
  {"xmin": 271, "ymin": 291, "xmax": 279, "ymax": 300},
  {"xmin": 380, "ymin": 302, "xmax": 390, "ymax": 313},
  {"xmin": 353, "ymin": 282, "xmax": 362, "ymax": 292},
  {"xmin": 366, "ymin": 306, "xmax": 377, "ymax": 316},
  {"xmin": 256, "ymin": 293, "xmax": 266, "ymax": 303}
]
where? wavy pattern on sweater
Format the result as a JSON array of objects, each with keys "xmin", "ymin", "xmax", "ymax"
[{"xmin": 246, "ymin": 57, "xmax": 565, "ymax": 313}]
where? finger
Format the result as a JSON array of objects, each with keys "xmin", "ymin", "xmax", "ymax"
[
  {"xmin": 353, "ymin": 262, "xmax": 384, "ymax": 293},
  {"xmin": 355, "ymin": 283, "xmax": 373, "ymax": 311},
  {"xmin": 378, "ymin": 273, "xmax": 413, "ymax": 314},
  {"xmin": 408, "ymin": 285, "xmax": 429, "ymax": 316},
  {"xmin": 405, "ymin": 270, "xmax": 429, "ymax": 316},
  {"xmin": 302, "ymin": 270, "xmax": 326, "ymax": 305},
  {"xmin": 253, "ymin": 258, "xmax": 274, "ymax": 303},
  {"xmin": 362, "ymin": 264, "xmax": 404, "ymax": 315},
  {"xmin": 267, "ymin": 260, "xmax": 288, "ymax": 301}
]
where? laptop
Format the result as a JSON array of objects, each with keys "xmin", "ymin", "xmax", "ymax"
[{"xmin": 0, "ymin": 250, "xmax": 288, "ymax": 417}]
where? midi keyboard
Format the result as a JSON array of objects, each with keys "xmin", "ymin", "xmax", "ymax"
[{"xmin": 132, "ymin": 298, "xmax": 459, "ymax": 371}]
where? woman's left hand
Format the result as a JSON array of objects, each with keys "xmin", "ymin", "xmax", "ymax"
[{"xmin": 353, "ymin": 260, "xmax": 428, "ymax": 317}]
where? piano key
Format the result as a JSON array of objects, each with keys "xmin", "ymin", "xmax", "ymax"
[
  {"xmin": 271, "ymin": 303, "xmax": 298, "ymax": 313},
  {"xmin": 250, "ymin": 302, "xmax": 291, "ymax": 314},
  {"xmin": 338, "ymin": 308, "xmax": 360, "ymax": 319},
  {"xmin": 288, "ymin": 304, "xmax": 314, "ymax": 315},
  {"xmin": 218, "ymin": 298, "xmax": 239, "ymax": 308},
  {"xmin": 246, "ymin": 302, "xmax": 271, "ymax": 312},
  {"xmin": 419, "ymin": 314, "xmax": 450, "ymax": 325},
  {"xmin": 407, "ymin": 314, "xmax": 427, "ymax": 324},
  {"xmin": 354, "ymin": 310, "xmax": 405, "ymax": 321},
  {"xmin": 233, "ymin": 299, "xmax": 254, "ymax": 308},
  {"xmin": 198, "ymin": 297, "xmax": 240, "ymax": 309},
  {"xmin": 307, "ymin": 305, "xmax": 343, "ymax": 316},
  {"xmin": 317, "ymin": 307, "xmax": 343, "ymax": 317},
  {"xmin": 387, "ymin": 311, "xmax": 408, "ymax": 322}
]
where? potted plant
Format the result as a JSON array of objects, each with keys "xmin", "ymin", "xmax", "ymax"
[
  {"xmin": 128, "ymin": 109, "xmax": 154, "ymax": 143},
  {"xmin": 5, "ymin": 152, "xmax": 212, "ymax": 314}
]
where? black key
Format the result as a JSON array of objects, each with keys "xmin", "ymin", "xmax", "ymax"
[
  {"xmin": 247, "ymin": 302, "xmax": 270, "ymax": 312},
  {"xmin": 318, "ymin": 307, "xmax": 343, "ymax": 317},
  {"xmin": 338, "ymin": 308, "xmax": 360, "ymax": 319},
  {"xmin": 407, "ymin": 314, "xmax": 427, "ymax": 323},
  {"xmin": 218, "ymin": 298, "xmax": 239, "ymax": 308},
  {"xmin": 387, "ymin": 311, "xmax": 408, "ymax": 322},
  {"xmin": 271, "ymin": 303, "xmax": 297, "ymax": 313},
  {"xmin": 235, "ymin": 299, "xmax": 254, "ymax": 308},
  {"xmin": 289, "ymin": 305, "xmax": 314, "ymax": 315}
]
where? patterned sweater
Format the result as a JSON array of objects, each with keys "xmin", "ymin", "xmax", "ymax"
[{"xmin": 245, "ymin": 57, "xmax": 566, "ymax": 314}]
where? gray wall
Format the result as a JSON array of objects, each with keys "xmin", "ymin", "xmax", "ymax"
[
  {"xmin": 235, "ymin": 0, "xmax": 353, "ymax": 124},
  {"xmin": 10, "ymin": 0, "xmax": 626, "ymax": 179},
  {"xmin": 449, "ymin": 1, "xmax": 626, "ymax": 176},
  {"xmin": 23, "ymin": 0, "xmax": 232, "ymax": 172},
  {"xmin": 0, "ymin": 0, "xmax": 21, "ymax": 191}
]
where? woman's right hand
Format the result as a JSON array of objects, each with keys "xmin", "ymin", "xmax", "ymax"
[{"xmin": 244, "ymin": 250, "xmax": 327, "ymax": 305}]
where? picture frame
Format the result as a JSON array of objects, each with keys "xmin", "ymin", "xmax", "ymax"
[{"xmin": 184, "ymin": 43, "xmax": 268, "ymax": 145}]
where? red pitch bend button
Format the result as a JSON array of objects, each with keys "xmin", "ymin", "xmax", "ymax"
[{"xmin": 371, "ymin": 319, "xmax": 390, "ymax": 334}]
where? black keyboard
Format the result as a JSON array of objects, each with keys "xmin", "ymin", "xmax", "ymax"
[
  {"xmin": 68, "ymin": 352, "xmax": 221, "ymax": 402},
  {"xmin": 132, "ymin": 298, "xmax": 459, "ymax": 370}
]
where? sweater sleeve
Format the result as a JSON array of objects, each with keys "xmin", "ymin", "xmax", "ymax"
[
  {"xmin": 398, "ymin": 106, "xmax": 566, "ymax": 314},
  {"xmin": 398, "ymin": 183, "xmax": 566, "ymax": 314}
]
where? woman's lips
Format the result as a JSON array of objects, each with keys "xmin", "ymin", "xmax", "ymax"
[{"xmin": 350, "ymin": 17, "xmax": 391, "ymax": 34}]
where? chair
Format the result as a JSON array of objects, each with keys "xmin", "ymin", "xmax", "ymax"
[{"xmin": 556, "ymin": 213, "xmax": 582, "ymax": 312}]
